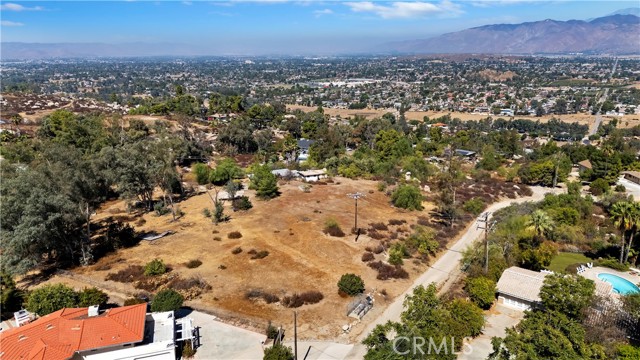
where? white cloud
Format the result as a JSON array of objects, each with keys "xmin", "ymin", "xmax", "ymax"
[
  {"xmin": 0, "ymin": 3, "xmax": 44, "ymax": 11},
  {"xmin": 345, "ymin": 1, "xmax": 461, "ymax": 19},
  {"xmin": 1, "ymin": 20, "xmax": 25, "ymax": 27},
  {"xmin": 313, "ymin": 8, "xmax": 333, "ymax": 17},
  {"xmin": 182, "ymin": 1, "xmax": 193, "ymax": 5}
]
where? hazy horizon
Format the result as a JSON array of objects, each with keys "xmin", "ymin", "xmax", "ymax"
[{"xmin": 1, "ymin": 1, "xmax": 638, "ymax": 55}]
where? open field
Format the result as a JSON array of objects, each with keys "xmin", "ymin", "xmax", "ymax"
[
  {"xmin": 547, "ymin": 252, "xmax": 592, "ymax": 273},
  {"xmin": 66, "ymin": 178, "xmax": 436, "ymax": 341},
  {"xmin": 288, "ymin": 105, "xmax": 640, "ymax": 129}
]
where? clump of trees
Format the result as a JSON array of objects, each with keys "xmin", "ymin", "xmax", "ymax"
[
  {"xmin": 25, "ymin": 284, "xmax": 109, "ymax": 316},
  {"xmin": 363, "ymin": 283, "xmax": 484, "ymax": 359},
  {"xmin": 391, "ymin": 184, "xmax": 424, "ymax": 210}
]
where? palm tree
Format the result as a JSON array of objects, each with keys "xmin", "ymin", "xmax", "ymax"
[
  {"xmin": 527, "ymin": 210, "xmax": 554, "ymax": 240},
  {"xmin": 610, "ymin": 201, "xmax": 634, "ymax": 264},
  {"xmin": 624, "ymin": 202, "xmax": 640, "ymax": 264}
]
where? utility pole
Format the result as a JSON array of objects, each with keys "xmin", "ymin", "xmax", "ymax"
[
  {"xmin": 347, "ymin": 192, "xmax": 364, "ymax": 231},
  {"xmin": 477, "ymin": 212, "xmax": 494, "ymax": 274},
  {"xmin": 294, "ymin": 311, "xmax": 298, "ymax": 360}
]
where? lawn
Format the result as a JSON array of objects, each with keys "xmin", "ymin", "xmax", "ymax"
[{"xmin": 547, "ymin": 252, "xmax": 592, "ymax": 273}]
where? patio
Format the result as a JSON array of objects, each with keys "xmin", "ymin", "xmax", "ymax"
[{"xmin": 580, "ymin": 266, "xmax": 640, "ymax": 296}]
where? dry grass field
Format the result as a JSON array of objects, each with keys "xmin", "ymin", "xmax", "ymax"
[
  {"xmin": 288, "ymin": 105, "xmax": 640, "ymax": 129},
  {"xmin": 71, "ymin": 178, "xmax": 436, "ymax": 340}
]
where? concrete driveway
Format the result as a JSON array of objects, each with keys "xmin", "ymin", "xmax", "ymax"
[
  {"xmin": 458, "ymin": 304, "xmax": 524, "ymax": 360},
  {"xmin": 617, "ymin": 177, "xmax": 640, "ymax": 200},
  {"xmin": 184, "ymin": 310, "xmax": 265, "ymax": 360}
]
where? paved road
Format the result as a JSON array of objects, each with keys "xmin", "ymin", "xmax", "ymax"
[
  {"xmin": 588, "ymin": 58, "xmax": 616, "ymax": 137},
  {"xmin": 347, "ymin": 186, "xmax": 562, "ymax": 358}
]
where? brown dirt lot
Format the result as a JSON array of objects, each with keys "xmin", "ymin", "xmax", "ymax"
[{"xmin": 74, "ymin": 178, "xmax": 435, "ymax": 340}]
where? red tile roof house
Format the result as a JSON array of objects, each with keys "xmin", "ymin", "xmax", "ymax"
[{"xmin": 0, "ymin": 303, "xmax": 190, "ymax": 360}]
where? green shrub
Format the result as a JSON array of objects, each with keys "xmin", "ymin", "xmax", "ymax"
[
  {"xmin": 233, "ymin": 196, "xmax": 253, "ymax": 210},
  {"xmin": 151, "ymin": 289, "xmax": 184, "ymax": 312},
  {"xmin": 391, "ymin": 185, "xmax": 424, "ymax": 210},
  {"xmin": 266, "ymin": 321, "xmax": 279, "ymax": 339},
  {"xmin": 589, "ymin": 178, "xmax": 610, "ymax": 196},
  {"xmin": 144, "ymin": 259, "xmax": 167, "ymax": 276},
  {"xmin": 263, "ymin": 344, "xmax": 294, "ymax": 360},
  {"xmin": 77, "ymin": 287, "xmax": 109, "ymax": 307},
  {"xmin": 26, "ymin": 284, "xmax": 78, "ymax": 316},
  {"xmin": 388, "ymin": 243, "xmax": 409, "ymax": 265},
  {"xmin": 193, "ymin": 163, "xmax": 211, "ymax": 185},
  {"xmin": 615, "ymin": 184, "xmax": 626, "ymax": 192},
  {"xmin": 463, "ymin": 198, "xmax": 486, "ymax": 216},
  {"xmin": 337, "ymin": 273, "xmax": 365, "ymax": 296},
  {"xmin": 596, "ymin": 258, "xmax": 629, "ymax": 271},
  {"xmin": 465, "ymin": 277, "xmax": 496, "ymax": 310},
  {"xmin": 154, "ymin": 201, "xmax": 171, "ymax": 216}
]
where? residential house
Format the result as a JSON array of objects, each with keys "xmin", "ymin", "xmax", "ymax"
[
  {"xmin": 297, "ymin": 169, "xmax": 328, "ymax": 182},
  {"xmin": 0, "ymin": 303, "xmax": 194, "ymax": 360},
  {"xmin": 297, "ymin": 139, "xmax": 315, "ymax": 162},
  {"xmin": 578, "ymin": 159, "xmax": 593, "ymax": 173},
  {"xmin": 622, "ymin": 171, "xmax": 640, "ymax": 185},
  {"xmin": 496, "ymin": 267, "xmax": 547, "ymax": 310}
]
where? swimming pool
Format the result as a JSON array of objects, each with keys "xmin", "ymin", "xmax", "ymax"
[{"xmin": 597, "ymin": 273, "xmax": 640, "ymax": 295}]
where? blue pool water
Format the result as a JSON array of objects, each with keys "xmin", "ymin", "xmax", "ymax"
[{"xmin": 597, "ymin": 273, "xmax": 640, "ymax": 295}]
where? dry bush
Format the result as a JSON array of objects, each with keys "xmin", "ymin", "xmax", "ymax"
[
  {"xmin": 417, "ymin": 216, "xmax": 430, "ymax": 226},
  {"xmin": 370, "ymin": 222, "xmax": 389, "ymax": 231},
  {"xmin": 228, "ymin": 231, "xmax": 242, "ymax": 239},
  {"xmin": 245, "ymin": 289, "xmax": 281, "ymax": 304},
  {"xmin": 169, "ymin": 276, "xmax": 212, "ymax": 291},
  {"xmin": 105, "ymin": 265, "xmax": 145, "ymax": 282},
  {"xmin": 282, "ymin": 291, "xmax": 324, "ymax": 308},
  {"xmin": 368, "ymin": 261, "xmax": 409, "ymax": 280},
  {"xmin": 388, "ymin": 219, "xmax": 405, "ymax": 226},
  {"xmin": 184, "ymin": 259, "xmax": 203, "ymax": 269},
  {"xmin": 368, "ymin": 230, "xmax": 385, "ymax": 240},
  {"xmin": 324, "ymin": 218, "xmax": 345, "ymax": 237},
  {"xmin": 213, "ymin": 236, "xmax": 222, "ymax": 241},
  {"xmin": 231, "ymin": 247, "xmax": 243, "ymax": 254},
  {"xmin": 248, "ymin": 249, "xmax": 257, "ymax": 255},
  {"xmin": 251, "ymin": 250, "xmax": 269, "ymax": 259},
  {"xmin": 362, "ymin": 252, "xmax": 374, "ymax": 262},
  {"xmin": 372, "ymin": 245, "xmax": 385, "ymax": 254},
  {"xmin": 95, "ymin": 263, "xmax": 112, "ymax": 271}
]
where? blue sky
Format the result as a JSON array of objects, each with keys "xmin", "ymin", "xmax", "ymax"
[{"xmin": 1, "ymin": 1, "xmax": 637, "ymax": 54}]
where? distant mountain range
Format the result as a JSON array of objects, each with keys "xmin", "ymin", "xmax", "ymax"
[
  {"xmin": 2, "ymin": 11, "xmax": 639, "ymax": 59},
  {"xmin": 381, "ymin": 14, "xmax": 640, "ymax": 55}
]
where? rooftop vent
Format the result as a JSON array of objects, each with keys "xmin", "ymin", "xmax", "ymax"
[{"xmin": 88, "ymin": 305, "xmax": 99, "ymax": 317}]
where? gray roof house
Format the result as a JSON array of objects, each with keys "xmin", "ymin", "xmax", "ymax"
[{"xmin": 496, "ymin": 267, "xmax": 547, "ymax": 310}]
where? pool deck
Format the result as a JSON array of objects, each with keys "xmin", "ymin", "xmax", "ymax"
[{"xmin": 581, "ymin": 266, "xmax": 640, "ymax": 295}]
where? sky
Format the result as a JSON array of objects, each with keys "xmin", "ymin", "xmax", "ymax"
[{"xmin": 1, "ymin": 1, "xmax": 638, "ymax": 54}]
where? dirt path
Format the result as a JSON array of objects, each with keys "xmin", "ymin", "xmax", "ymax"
[{"xmin": 346, "ymin": 185, "xmax": 563, "ymax": 358}]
